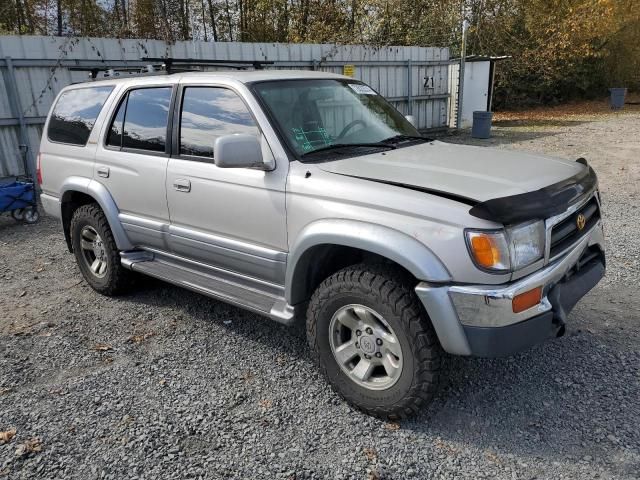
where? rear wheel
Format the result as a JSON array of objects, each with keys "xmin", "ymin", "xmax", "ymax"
[
  {"xmin": 70, "ymin": 203, "xmax": 133, "ymax": 295},
  {"xmin": 307, "ymin": 263, "xmax": 442, "ymax": 419}
]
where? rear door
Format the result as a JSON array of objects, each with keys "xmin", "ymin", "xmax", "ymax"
[
  {"xmin": 94, "ymin": 84, "xmax": 175, "ymax": 250},
  {"xmin": 165, "ymin": 83, "xmax": 288, "ymax": 284}
]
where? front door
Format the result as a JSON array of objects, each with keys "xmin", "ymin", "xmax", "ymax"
[{"xmin": 165, "ymin": 85, "xmax": 288, "ymax": 285}]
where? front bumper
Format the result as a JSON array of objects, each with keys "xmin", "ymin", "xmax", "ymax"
[{"xmin": 416, "ymin": 220, "xmax": 605, "ymax": 357}]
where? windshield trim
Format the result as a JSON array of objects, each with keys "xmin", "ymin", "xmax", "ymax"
[{"xmin": 246, "ymin": 78, "xmax": 422, "ymax": 162}]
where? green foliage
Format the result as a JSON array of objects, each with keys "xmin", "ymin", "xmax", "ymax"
[{"xmin": 1, "ymin": 0, "xmax": 638, "ymax": 108}]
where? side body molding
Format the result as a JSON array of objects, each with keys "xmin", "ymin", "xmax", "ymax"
[
  {"xmin": 286, "ymin": 219, "xmax": 451, "ymax": 304},
  {"xmin": 60, "ymin": 177, "xmax": 134, "ymax": 251}
]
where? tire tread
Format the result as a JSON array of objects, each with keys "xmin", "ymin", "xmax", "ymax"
[{"xmin": 307, "ymin": 263, "xmax": 442, "ymax": 420}]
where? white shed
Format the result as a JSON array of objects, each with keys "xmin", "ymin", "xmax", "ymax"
[{"xmin": 455, "ymin": 56, "xmax": 509, "ymax": 128}]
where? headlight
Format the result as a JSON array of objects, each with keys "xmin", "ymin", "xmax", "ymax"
[{"xmin": 466, "ymin": 220, "xmax": 545, "ymax": 272}]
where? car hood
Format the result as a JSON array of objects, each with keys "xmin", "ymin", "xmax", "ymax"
[{"xmin": 316, "ymin": 141, "xmax": 584, "ymax": 203}]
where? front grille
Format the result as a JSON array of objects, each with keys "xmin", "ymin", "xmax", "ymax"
[{"xmin": 549, "ymin": 196, "xmax": 600, "ymax": 259}]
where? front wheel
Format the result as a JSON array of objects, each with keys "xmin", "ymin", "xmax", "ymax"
[{"xmin": 307, "ymin": 264, "xmax": 442, "ymax": 419}]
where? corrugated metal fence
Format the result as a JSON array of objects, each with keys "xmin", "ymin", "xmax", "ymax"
[{"xmin": 0, "ymin": 35, "xmax": 454, "ymax": 178}]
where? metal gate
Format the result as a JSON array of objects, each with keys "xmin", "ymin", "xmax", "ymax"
[{"xmin": 0, "ymin": 35, "xmax": 454, "ymax": 178}]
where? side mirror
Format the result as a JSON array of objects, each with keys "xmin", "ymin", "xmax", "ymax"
[
  {"xmin": 214, "ymin": 134, "xmax": 264, "ymax": 169},
  {"xmin": 405, "ymin": 115, "xmax": 417, "ymax": 127}
]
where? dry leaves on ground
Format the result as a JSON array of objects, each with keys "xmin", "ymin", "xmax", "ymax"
[
  {"xmin": 15, "ymin": 437, "xmax": 42, "ymax": 457},
  {"xmin": 384, "ymin": 422, "xmax": 400, "ymax": 431},
  {"xmin": 127, "ymin": 332, "xmax": 154, "ymax": 344},
  {"xmin": 367, "ymin": 469, "xmax": 381, "ymax": 480},
  {"xmin": 93, "ymin": 343, "xmax": 113, "ymax": 352},
  {"xmin": 0, "ymin": 428, "xmax": 16, "ymax": 444},
  {"xmin": 363, "ymin": 447, "xmax": 377, "ymax": 462},
  {"xmin": 258, "ymin": 399, "xmax": 272, "ymax": 410},
  {"xmin": 494, "ymin": 94, "xmax": 640, "ymax": 123}
]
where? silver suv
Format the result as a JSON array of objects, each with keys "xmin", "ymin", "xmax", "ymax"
[{"xmin": 39, "ymin": 70, "xmax": 605, "ymax": 419}]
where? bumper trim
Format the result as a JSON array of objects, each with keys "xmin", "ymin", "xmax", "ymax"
[
  {"xmin": 448, "ymin": 220, "xmax": 603, "ymax": 328},
  {"xmin": 40, "ymin": 192, "xmax": 61, "ymax": 219},
  {"xmin": 415, "ymin": 220, "xmax": 605, "ymax": 357}
]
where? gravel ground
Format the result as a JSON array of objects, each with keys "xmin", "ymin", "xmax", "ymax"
[{"xmin": 1, "ymin": 105, "xmax": 639, "ymax": 479}]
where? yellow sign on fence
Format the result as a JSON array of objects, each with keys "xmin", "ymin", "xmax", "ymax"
[{"xmin": 343, "ymin": 64, "xmax": 355, "ymax": 77}]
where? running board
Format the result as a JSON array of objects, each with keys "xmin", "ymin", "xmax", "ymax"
[{"xmin": 120, "ymin": 251, "xmax": 295, "ymax": 325}]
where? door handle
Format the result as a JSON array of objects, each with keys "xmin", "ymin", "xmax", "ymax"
[
  {"xmin": 97, "ymin": 166, "xmax": 110, "ymax": 178},
  {"xmin": 173, "ymin": 178, "xmax": 191, "ymax": 192}
]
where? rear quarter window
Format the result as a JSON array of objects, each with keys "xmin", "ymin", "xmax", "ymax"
[{"xmin": 47, "ymin": 86, "xmax": 113, "ymax": 146}]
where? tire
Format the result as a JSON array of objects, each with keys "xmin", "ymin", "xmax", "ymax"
[
  {"xmin": 11, "ymin": 208, "xmax": 25, "ymax": 221},
  {"xmin": 70, "ymin": 203, "xmax": 133, "ymax": 296},
  {"xmin": 24, "ymin": 207, "xmax": 39, "ymax": 224},
  {"xmin": 307, "ymin": 263, "xmax": 441, "ymax": 420}
]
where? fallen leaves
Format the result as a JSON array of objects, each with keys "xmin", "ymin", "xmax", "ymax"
[
  {"xmin": 434, "ymin": 437, "xmax": 460, "ymax": 455},
  {"xmin": 494, "ymin": 94, "xmax": 640, "ymax": 125},
  {"xmin": 15, "ymin": 437, "xmax": 42, "ymax": 457},
  {"xmin": 0, "ymin": 429, "xmax": 16, "ymax": 444},
  {"xmin": 129, "ymin": 334, "xmax": 144, "ymax": 343},
  {"xmin": 367, "ymin": 470, "xmax": 381, "ymax": 480},
  {"xmin": 363, "ymin": 447, "xmax": 377, "ymax": 462},
  {"xmin": 258, "ymin": 399, "xmax": 272, "ymax": 410},
  {"xmin": 0, "ymin": 387, "xmax": 12, "ymax": 396},
  {"xmin": 127, "ymin": 332, "xmax": 154, "ymax": 344},
  {"xmin": 485, "ymin": 450, "xmax": 503, "ymax": 465},
  {"xmin": 93, "ymin": 343, "xmax": 113, "ymax": 352},
  {"xmin": 384, "ymin": 422, "xmax": 400, "ymax": 431}
]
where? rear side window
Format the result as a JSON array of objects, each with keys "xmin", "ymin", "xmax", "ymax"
[
  {"xmin": 179, "ymin": 87, "xmax": 258, "ymax": 158},
  {"xmin": 48, "ymin": 86, "xmax": 113, "ymax": 145},
  {"xmin": 107, "ymin": 87, "xmax": 172, "ymax": 153}
]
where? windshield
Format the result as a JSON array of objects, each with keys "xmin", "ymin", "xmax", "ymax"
[{"xmin": 252, "ymin": 79, "xmax": 422, "ymax": 158}]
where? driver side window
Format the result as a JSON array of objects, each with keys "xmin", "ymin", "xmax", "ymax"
[{"xmin": 179, "ymin": 87, "xmax": 259, "ymax": 159}]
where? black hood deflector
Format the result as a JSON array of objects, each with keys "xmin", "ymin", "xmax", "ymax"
[
  {"xmin": 331, "ymin": 160, "xmax": 597, "ymax": 226},
  {"xmin": 469, "ymin": 162, "xmax": 598, "ymax": 224}
]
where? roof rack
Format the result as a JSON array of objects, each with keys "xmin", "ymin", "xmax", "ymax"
[
  {"xmin": 142, "ymin": 57, "xmax": 275, "ymax": 72},
  {"xmin": 70, "ymin": 58, "xmax": 275, "ymax": 80},
  {"xmin": 69, "ymin": 64, "xmax": 163, "ymax": 80}
]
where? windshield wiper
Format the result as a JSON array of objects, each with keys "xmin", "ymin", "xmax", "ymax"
[
  {"xmin": 300, "ymin": 142, "xmax": 396, "ymax": 157},
  {"xmin": 382, "ymin": 134, "xmax": 430, "ymax": 144}
]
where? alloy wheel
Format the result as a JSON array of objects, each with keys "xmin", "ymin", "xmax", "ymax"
[{"xmin": 329, "ymin": 304, "xmax": 404, "ymax": 390}]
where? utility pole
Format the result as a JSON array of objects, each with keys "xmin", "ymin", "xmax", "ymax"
[{"xmin": 456, "ymin": 19, "xmax": 469, "ymax": 130}]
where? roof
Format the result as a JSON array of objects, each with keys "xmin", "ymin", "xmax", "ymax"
[{"xmin": 70, "ymin": 69, "xmax": 350, "ymax": 88}]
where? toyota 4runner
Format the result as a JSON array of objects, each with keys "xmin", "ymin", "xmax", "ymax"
[{"xmin": 38, "ymin": 70, "xmax": 605, "ymax": 419}]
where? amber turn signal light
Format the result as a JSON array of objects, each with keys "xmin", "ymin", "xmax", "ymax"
[{"xmin": 512, "ymin": 286, "xmax": 542, "ymax": 313}]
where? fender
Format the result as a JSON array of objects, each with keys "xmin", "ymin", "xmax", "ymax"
[
  {"xmin": 60, "ymin": 176, "xmax": 134, "ymax": 251},
  {"xmin": 286, "ymin": 219, "xmax": 451, "ymax": 304}
]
